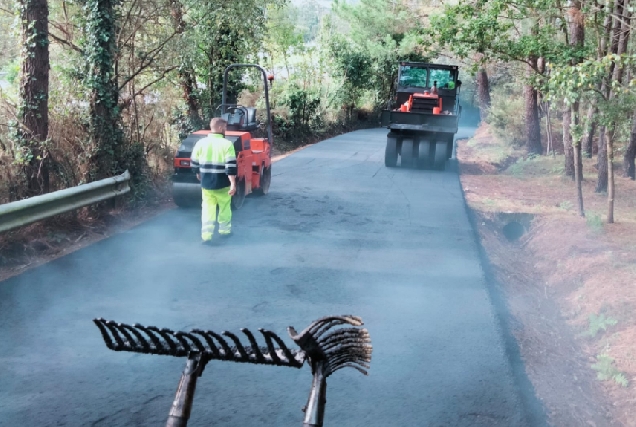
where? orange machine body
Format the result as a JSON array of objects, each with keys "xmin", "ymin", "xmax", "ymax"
[{"xmin": 173, "ymin": 130, "xmax": 271, "ymax": 197}]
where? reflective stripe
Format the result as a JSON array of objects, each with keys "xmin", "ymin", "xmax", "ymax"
[
  {"xmin": 199, "ymin": 168, "xmax": 227, "ymax": 174},
  {"xmin": 225, "ymin": 155, "xmax": 237, "ymax": 162},
  {"xmin": 219, "ymin": 222, "xmax": 232, "ymax": 234}
]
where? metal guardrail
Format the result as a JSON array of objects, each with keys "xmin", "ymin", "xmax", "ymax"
[{"xmin": 0, "ymin": 170, "xmax": 130, "ymax": 233}]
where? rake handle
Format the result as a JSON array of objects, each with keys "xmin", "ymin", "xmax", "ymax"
[
  {"xmin": 165, "ymin": 356, "xmax": 203, "ymax": 427},
  {"xmin": 302, "ymin": 360, "xmax": 327, "ymax": 427}
]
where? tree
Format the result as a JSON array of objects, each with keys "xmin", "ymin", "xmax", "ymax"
[
  {"xmin": 16, "ymin": 0, "xmax": 50, "ymax": 195},
  {"xmin": 81, "ymin": 0, "xmax": 124, "ymax": 179},
  {"xmin": 476, "ymin": 67, "xmax": 491, "ymax": 120},
  {"xmin": 548, "ymin": 54, "xmax": 636, "ymax": 223}
]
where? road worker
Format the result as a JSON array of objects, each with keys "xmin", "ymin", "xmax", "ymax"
[{"xmin": 190, "ymin": 118, "xmax": 237, "ymax": 244}]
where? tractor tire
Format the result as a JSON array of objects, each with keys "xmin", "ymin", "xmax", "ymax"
[
  {"xmin": 400, "ymin": 139, "xmax": 415, "ymax": 168},
  {"xmin": 385, "ymin": 136, "xmax": 398, "ymax": 167},
  {"xmin": 172, "ymin": 183, "xmax": 199, "ymax": 208},
  {"xmin": 433, "ymin": 141, "xmax": 447, "ymax": 170},
  {"xmin": 231, "ymin": 179, "xmax": 246, "ymax": 210},
  {"xmin": 417, "ymin": 139, "xmax": 432, "ymax": 169},
  {"xmin": 253, "ymin": 165, "xmax": 271, "ymax": 196}
]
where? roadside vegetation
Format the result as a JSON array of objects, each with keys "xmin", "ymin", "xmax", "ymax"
[{"xmin": 0, "ymin": 0, "xmax": 442, "ymax": 206}]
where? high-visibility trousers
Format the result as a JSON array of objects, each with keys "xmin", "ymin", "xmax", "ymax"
[{"xmin": 201, "ymin": 187, "xmax": 232, "ymax": 241}]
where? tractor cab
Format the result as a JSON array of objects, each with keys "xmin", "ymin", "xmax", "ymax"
[{"xmin": 394, "ymin": 63, "xmax": 461, "ymax": 115}]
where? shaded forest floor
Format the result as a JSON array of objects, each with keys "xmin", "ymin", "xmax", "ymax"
[{"xmin": 458, "ymin": 124, "xmax": 636, "ymax": 427}]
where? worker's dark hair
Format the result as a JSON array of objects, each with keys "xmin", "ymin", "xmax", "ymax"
[{"xmin": 210, "ymin": 118, "xmax": 227, "ymax": 133}]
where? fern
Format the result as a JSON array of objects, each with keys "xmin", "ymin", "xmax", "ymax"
[
  {"xmin": 614, "ymin": 373, "xmax": 629, "ymax": 388},
  {"xmin": 585, "ymin": 313, "xmax": 617, "ymax": 338},
  {"xmin": 592, "ymin": 354, "xmax": 629, "ymax": 387}
]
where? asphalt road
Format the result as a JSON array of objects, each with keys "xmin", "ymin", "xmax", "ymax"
[{"xmin": 0, "ymin": 123, "xmax": 544, "ymax": 426}]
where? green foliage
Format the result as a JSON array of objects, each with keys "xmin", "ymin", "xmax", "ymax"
[
  {"xmin": 592, "ymin": 353, "xmax": 629, "ymax": 387},
  {"xmin": 486, "ymin": 86, "xmax": 526, "ymax": 147},
  {"xmin": 2, "ymin": 58, "xmax": 20, "ymax": 85},
  {"xmin": 507, "ymin": 154, "xmax": 538, "ymax": 177},
  {"xmin": 586, "ymin": 213, "xmax": 604, "ymax": 233},
  {"xmin": 558, "ymin": 200, "xmax": 573, "ymax": 211},
  {"xmin": 585, "ymin": 313, "xmax": 617, "ymax": 338},
  {"xmin": 328, "ymin": 0, "xmax": 428, "ymax": 110},
  {"xmin": 429, "ymin": 0, "xmax": 582, "ymax": 71}
]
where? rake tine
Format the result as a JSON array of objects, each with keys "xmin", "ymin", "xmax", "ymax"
[
  {"xmin": 103, "ymin": 321, "xmax": 125, "ymax": 349},
  {"xmin": 191, "ymin": 329, "xmax": 221, "ymax": 358},
  {"xmin": 176, "ymin": 332, "xmax": 206, "ymax": 353},
  {"xmin": 173, "ymin": 332, "xmax": 193, "ymax": 352},
  {"xmin": 330, "ymin": 363, "xmax": 369, "ymax": 376},
  {"xmin": 204, "ymin": 330, "xmax": 234, "ymax": 359},
  {"xmin": 265, "ymin": 329, "xmax": 299, "ymax": 365},
  {"xmin": 119, "ymin": 323, "xmax": 150, "ymax": 352},
  {"xmin": 93, "ymin": 319, "xmax": 115, "ymax": 350},
  {"xmin": 241, "ymin": 328, "xmax": 265, "ymax": 362},
  {"xmin": 222, "ymin": 331, "xmax": 248, "ymax": 360},
  {"xmin": 259, "ymin": 329, "xmax": 282, "ymax": 364},
  {"xmin": 147, "ymin": 326, "xmax": 178, "ymax": 353},
  {"xmin": 135, "ymin": 324, "xmax": 163, "ymax": 350}
]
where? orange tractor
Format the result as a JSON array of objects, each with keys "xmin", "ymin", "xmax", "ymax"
[{"xmin": 171, "ymin": 64, "xmax": 274, "ymax": 209}]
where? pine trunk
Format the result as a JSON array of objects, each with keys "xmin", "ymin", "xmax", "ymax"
[
  {"xmin": 624, "ymin": 110, "xmax": 636, "ymax": 179},
  {"xmin": 86, "ymin": 0, "xmax": 124, "ymax": 179},
  {"xmin": 476, "ymin": 68, "xmax": 491, "ymax": 121},
  {"xmin": 607, "ymin": 131, "xmax": 615, "ymax": 223},
  {"xmin": 524, "ymin": 58, "xmax": 542, "ymax": 154},
  {"xmin": 582, "ymin": 103, "xmax": 597, "ymax": 158},
  {"xmin": 18, "ymin": 0, "xmax": 50, "ymax": 195},
  {"xmin": 563, "ymin": 106, "xmax": 575, "ymax": 178},
  {"xmin": 572, "ymin": 106, "xmax": 585, "ymax": 216},
  {"xmin": 596, "ymin": 126, "xmax": 608, "ymax": 193}
]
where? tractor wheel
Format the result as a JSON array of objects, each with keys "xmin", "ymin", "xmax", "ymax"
[
  {"xmin": 385, "ymin": 136, "xmax": 398, "ymax": 167},
  {"xmin": 231, "ymin": 179, "xmax": 246, "ymax": 210},
  {"xmin": 400, "ymin": 139, "xmax": 415, "ymax": 168},
  {"xmin": 253, "ymin": 165, "xmax": 271, "ymax": 196},
  {"xmin": 417, "ymin": 140, "xmax": 432, "ymax": 169},
  {"xmin": 172, "ymin": 183, "xmax": 197, "ymax": 208},
  {"xmin": 433, "ymin": 141, "xmax": 447, "ymax": 170}
]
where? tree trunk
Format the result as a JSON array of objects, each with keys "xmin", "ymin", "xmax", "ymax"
[
  {"xmin": 582, "ymin": 103, "xmax": 597, "ymax": 158},
  {"xmin": 607, "ymin": 130, "xmax": 615, "ymax": 223},
  {"xmin": 524, "ymin": 58, "xmax": 542, "ymax": 154},
  {"xmin": 476, "ymin": 68, "xmax": 491, "ymax": 121},
  {"xmin": 571, "ymin": 105, "xmax": 585, "ymax": 216},
  {"xmin": 624, "ymin": 111, "xmax": 636, "ymax": 179},
  {"xmin": 563, "ymin": 106, "xmax": 575, "ymax": 177},
  {"xmin": 179, "ymin": 66, "xmax": 202, "ymax": 128},
  {"xmin": 596, "ymin": 126, "xmax": 608, "ymax": 192},
  {"xmin": 85, "ymin": 0, "xmax": 124, "ymax": 180},
  {"xmin": 18, "ymin": 0, "xmax": 50, "ymax": 195},
  {"xmin": 563, "ymin": 0, "xmax": 585, "ymax": 179}
]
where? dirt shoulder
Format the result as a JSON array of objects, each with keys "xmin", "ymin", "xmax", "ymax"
[{"xmin": 458, "ymin": 124, "xmax": 636, "ymax": 427}]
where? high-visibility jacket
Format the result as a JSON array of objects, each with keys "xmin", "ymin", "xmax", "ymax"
[{"xmin": 190, "ymin": 133, "xmax": 237, "ymax": 190}]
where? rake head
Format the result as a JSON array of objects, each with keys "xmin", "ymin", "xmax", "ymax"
[
  {"xmin": 93, "ymin": 318, "xmax": 305, "ymax": 368},
  {"xmin": 287, "ymin": 315, "xmax": 372, "ymax": 376}
]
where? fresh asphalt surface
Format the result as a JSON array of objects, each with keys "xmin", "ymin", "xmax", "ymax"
[{"xmin": 0, "ymin": 122, "xmax": 545, "ymax": 426}]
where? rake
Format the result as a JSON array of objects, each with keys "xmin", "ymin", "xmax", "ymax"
[{"xmin": 93, "ymin": 314, "xmax": 372, "ymax": 427}]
